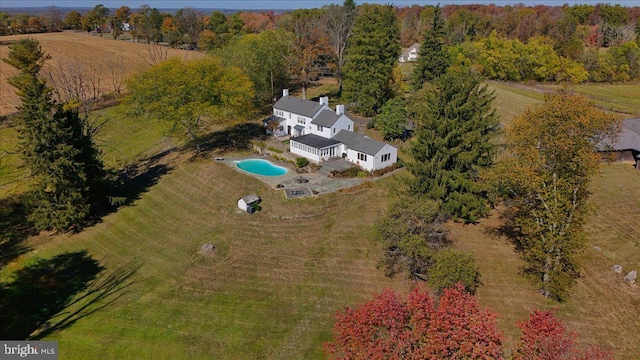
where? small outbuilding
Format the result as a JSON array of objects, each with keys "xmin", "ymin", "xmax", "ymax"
[{"xmin": 238, "ymin": 193, "xmax": 261, "ymax": 214}]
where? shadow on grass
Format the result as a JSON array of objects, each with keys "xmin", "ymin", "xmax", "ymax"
[
  {"xmin": 103, "ymin": 150, "xmax": 174, "ymax": 212},
  {"xmin": 188, "ymin": 122, "xmax": 268, "ymax": 154},
  {"xmin": 0, "ymin": 251, "xmax": 142, "ymax": 340},
  {"xmin": 0, "ymin": 197, "xmax": 36, "ymax": 268}
]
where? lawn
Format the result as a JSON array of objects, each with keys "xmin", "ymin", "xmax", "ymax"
[
  {"xmin": 0, "ymin": 124, "xmax": 28, "ymax": 197},
  {"xmin": 486, "ymin": 83, "xmax": 542, "ymax": 129},
  {"xmin": 16, "ymin": 158, "xmax": 406, "ymax": 359},
  {"xmin": 547, "ymin": 83, "xmax": 640, "ymax": 116}
]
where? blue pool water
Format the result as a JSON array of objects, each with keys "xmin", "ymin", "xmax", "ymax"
[{"xmin": 235, "ymin": 159, "xmax": 288, "ymax": 177}]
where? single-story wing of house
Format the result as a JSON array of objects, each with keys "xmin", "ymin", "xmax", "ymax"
[
  {"xmin": 598, "ymin": 118, "xmax": 640, "ymax": 169},
  {"xmin": 290, "ymin": 130, "xmax": 397, "ymax": 172}
]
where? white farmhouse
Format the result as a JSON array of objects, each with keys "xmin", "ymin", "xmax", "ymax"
[
  {"xmin": 268, "ymin": 90, "xmax": 398, "ymax": 172},
  {"xmin": 399, "ymin": 43, "xmax": 420, "ymax": 63}
]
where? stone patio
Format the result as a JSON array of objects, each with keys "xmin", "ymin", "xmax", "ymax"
[{"xmin": 218, "ymin": 154, "xmax": 368, "ymax": 197}]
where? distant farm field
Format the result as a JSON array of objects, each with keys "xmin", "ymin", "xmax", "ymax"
[{"xmin": 0, "ymin": 31, "xmax": 205, "ymax": 117}]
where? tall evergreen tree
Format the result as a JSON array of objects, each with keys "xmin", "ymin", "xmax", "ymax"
[
  {"xmin": 342, "ymin": 4, "xmax": 400, "ymax": 116},
  {"xmin": 407, "ymin": 69, "xmax": 499, "ymax": 223},
  {"xmin": 4, "ymin": 38, "xmax": 105, "ymax": 231},
  {"xmin": 412, "ymin": 4, "xmax": 450, "ymax": 90}
]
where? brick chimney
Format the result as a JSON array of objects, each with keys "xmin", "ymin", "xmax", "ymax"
[
  {"xmin": 283, "ymin": 89, "xmax": 289, "ymax": 97},
  {"xmin": 319, "ymin": 96, "xmax": 329, "ymax": 106},
  {"xmin": 336, "ymin": 104, "xmax": 345, "ymax": 115}
]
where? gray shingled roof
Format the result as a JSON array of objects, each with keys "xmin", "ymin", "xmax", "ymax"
[
  {"xmin": 290, "ymin": 134, "xmax": 340, "ymax": 149},
  {"xmin": 274, "ymin": 96, "xmax": 324, "ymax": 118},
  {"xmin": 400, "ymin": 43, "xmax": 420, "ymax": 59},
  {"xmin": 599, "ymin": 118, "xmax": 640, "ymax": 151},
  {"xmin": 241, "ymin": 193, "xmax": 261, "ymax": 204},
  {"xmin": 333, "ymin": 130, "xmax": 388, "ymax": 156},
  {"xmin": 311, "ymin": 109, "xmax": 340, "ymax": 127}
]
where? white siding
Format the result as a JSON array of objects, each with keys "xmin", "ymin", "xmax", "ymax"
[
  {"xmin": 310, "ymin": 123, "xmax": 331, "ymax": 138},
  {"xmin": 290, "ymin": 141, "xmax": 339, "ymax": 163},
  {"xmin": 372, "ymin": 144, "xmax": 398, "ymax": 171},
  {"xmin": 274, "ymin": 105, "xmax": 330, "ymax": 136},
  {"xmin": 290, "ymin": 141, "xmax": 322, "ymax": 162},
  {"xmin": 330, "ymin": 115, "xmax": 354, "ymax": 139}
]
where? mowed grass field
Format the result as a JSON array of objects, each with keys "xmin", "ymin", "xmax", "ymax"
[
  {"xmin": 20, "ymin": 158, "xmax": 408, "ymax": 359},
  {"xmin": 0, "ymin": 31, "xmax": 205, "ymax": 116}
]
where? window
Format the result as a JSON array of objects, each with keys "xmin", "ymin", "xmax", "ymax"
[
  {"xmin": 297, "ymin": 116, "xmax": 305, "ymax": 124},
  {"xmin": 348, "ymin": 125, "xmax": 351, "ymax": 130},
  {"xmin": 317, "ymin": 125, "xmax": 323, "ymax": 131},
  {"xmin": 358, "ymin": 153, "xmax": 367, "ymax": 161},
  {"xmin": 381, "ymin": 153, "xmax": 391, "ymax": 162},
  {"xmin": 333, "ymin": 128, "xmax": 336, "ymax": 134}
]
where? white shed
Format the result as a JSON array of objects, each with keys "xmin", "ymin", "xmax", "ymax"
[{"xmin": 238, "ymin": 193, "xmax": 261, "ymax": 213}]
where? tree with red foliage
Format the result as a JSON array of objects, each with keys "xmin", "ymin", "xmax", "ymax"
[
  {"xmin": 325, "ymin": 284, "xmax": 503, "ymax": 359},
  {"xmin": 515, "ymin": 309, "xmax": 612, "ymax": 360}
]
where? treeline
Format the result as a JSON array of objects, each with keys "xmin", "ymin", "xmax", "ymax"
[{"xmin": 2, "ymin": 3, "xmax": 639, "ymax": 86}]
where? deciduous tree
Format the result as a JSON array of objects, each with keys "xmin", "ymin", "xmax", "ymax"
[
  {"xmin": 325, "ymin": 285, "xmax": 503, "ymax": 360},
  {"xmin": 427, "ymin": 249, "xmax": 480, "ymax": 295},
  {"xmin": 488, "ymin": 93, "xmax": 619, "ymax": 301},
  {"xmin": 64, "ymin": 10, "xmax": 82, "ymax": 30},
  {"xmin": 215, "ymin": 30, "xmax": 290, "ymax": 106},
  {"xmin": 125, "ymin": 57, "xmax": 254, "ymax": 153},
  {"xmin": 515, "ymin": 309, "xmax": 612, "ymax": 360},
  {"xmin": 278, "ymin": 9, "xmax": 330, "ymax": 99},
  {"xmin": 375, "ymin": 195, "xmax": 448, "ymax": 280},
  {"xmin": 342, "ymin": 4, "xmax": 400, "ymax": 116},
  {"xmin": 324, "ymin": 0, "xmax": 356, "ymax": 94},
  {"xmin": 408, "ymin": 68, "xmax": 499, "ymax": 223}
]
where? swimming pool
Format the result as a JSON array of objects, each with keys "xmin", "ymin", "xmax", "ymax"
[{"xmin": 234, "ymin": 159, "xmax": 288, "ymax": 177}]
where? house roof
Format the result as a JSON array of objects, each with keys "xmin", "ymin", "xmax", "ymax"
[
  {"xmin": 311, "ymin": 109, "xmax": 341, "ymax": 127},
  {"xmin": 263, "ymin": 115, "xmax": 286, "ymax": 126},
  {"xmin": 333, "ymin": 130, "xmax": 390, "ymax": 156},
  {"xmin": 599, "ymin": 118, "xmax": 640, "ymax": 151},
  {"xmin": 241, "ymin": 193, "xmax": 261, "ymax": 204},
  {"xmin": 274, "ymin": 96, "xmax": 324, "ymax": 118},
  {"xmin": 290, "ymin": 133, "xmax": 341, "ymax": 149},
  {"xmin": 400, "ymin": 43, "xmax": 420, "ymax": 58}
]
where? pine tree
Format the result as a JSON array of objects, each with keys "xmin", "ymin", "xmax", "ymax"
[
  {"xmin": 342, "ymin": 4, "xmax": 400, "ymax": 116},
  {"xmin": 407, "ymin": 69, "xmax": 499, "ymax": 223},
  {"xmin": 4, "ymin": 38, "xmax": 105, "ymax": 231},
  {"xmin": 412, "ymin": 4, "xmax": 450, "ymax": 90}
]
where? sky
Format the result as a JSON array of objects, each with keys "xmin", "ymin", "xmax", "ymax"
[{"xmin": 0, "ymin": 0, "xmax": 636, "ymax": 9}]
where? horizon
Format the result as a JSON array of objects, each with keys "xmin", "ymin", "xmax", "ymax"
[{"xmin": 1, "ymin": 0, "xmax": 638, "ymax": 10}]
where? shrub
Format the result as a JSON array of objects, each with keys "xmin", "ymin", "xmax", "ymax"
[
  {"xmin": 333, "ymin": 166, "xmax": 363, "ymax": 178},
  {"xmin": 296, "ymin": 157, "xmax": 309, "ymax": 168},
  {"xmin": 427, "ymin": 249, "xmax": 480, "ymax": 295}
]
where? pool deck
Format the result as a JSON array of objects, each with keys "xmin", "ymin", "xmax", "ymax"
[{"xmin": 217, "ymin": 155, "xmax": 371, "ymax": 198}]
